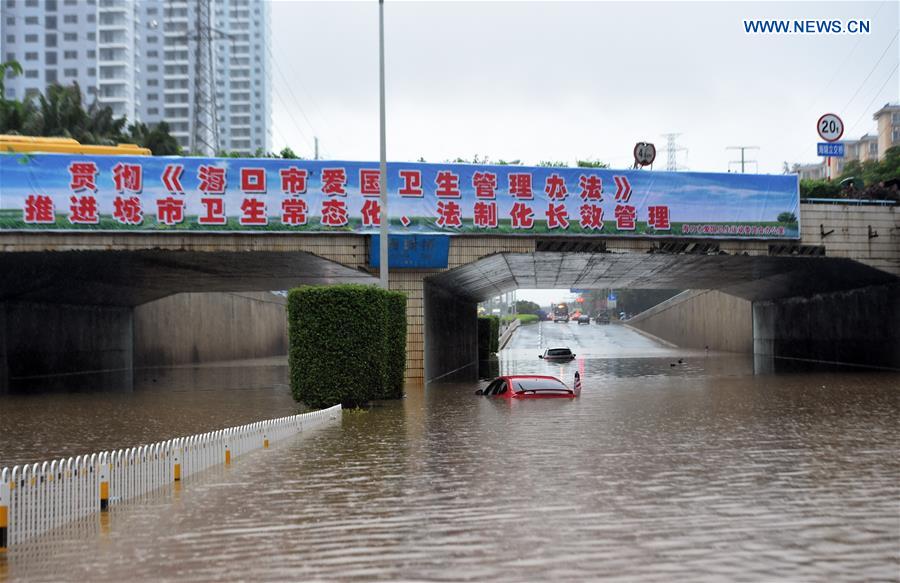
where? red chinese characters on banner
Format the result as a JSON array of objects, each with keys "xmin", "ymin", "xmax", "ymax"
[
  {"xmin": 472, "ymin": 172, "xmax": 497, "ymax": 199},
  {"xmin": 435, "ymin": 170, "xmax": 460, "ymax": 198},
  {"xmin": 240, "ymin": 198, "xmax": 267, "ymax": 225},
  {"xmin": 113, "ymin": 196, "xmax": 143, "ymax": 225},
  {"xmin": 112, "ymin": 162, "xmax": 143, "ymax": 194},
  {"xmin": 648, "ymin": 205, "xmax": 670, "ymax": 230},
  {"xmin": 359, "ymin": 169, "xmax": 380, "ymax": 197},
  {"xmin": 579, "ymin": 204, "xmax": 604, "ymax": 231},
  {"xmin": 545, "ymin": 203, "xmax": 569, "ymax": 229},
  {"xmin": 361, "ymin": 199, "xmax": 381, "ymax": 226},
  {"xmin": 69, "ymin": 162, "xmax": 98, "ymax": 193},
  {"xmin": 280, "ymin": 167, "xmax": 308, "ymax": 195},
  {"xmin": 162, "ymin": 164, "xmax": 184, "ymax": 194},
  {"xmin": 399, "ymin": 170, "xmax": 423, "ymax": 197},
  {"xmin": 198, "ymin": 165, "xmax": 227, "ymax": 194},
  {"xmin": 510, "ymin": 201, "xmax": 534, "ymax": 229},
  {"xmin": 544, "ymin": 174, "xmax": 568, "ymax": 201},
  {"xmin": 473, "ymin": 201, "xmax": 498, "ymax": 228},
  {"xmin": 435, "ymin": 200, "xmax": 462, "ymax": 228},
  {"xmin": 281, "ymin": 198, "xmax": 308, "ymax": 226},
  {"xmin": 157, "ymin": 197, "xmax": 185, "ymax": 226},
  {"xmin": 321, "ymin": 199, "xmax": 349, "ymax": 226},
  {"xmin": 69, "ymin": 195, "xmax": 99, "ymax": 224},
  {"xmin": 24, "ymin": 195, "xmax": 55, "ymax": 224},
  {"xmin": 509, "ymin": 173, "xmax": 533, "ymax": 200},
  {"xmin": 321, "ymin": 168, "xmax": 347, "ymax": 196},
  {"xmin": 578, "ymin": 175, "xmax": 603, "ymax": 201},
  {"xmin": 615, "ymin": 204, "xmax": 636, "ymax": 230},
  {"xmin": 241, "ymin": 168, "xmax": 266, "ymax": 193},
  {"xmin": 199, "ymin": 198, "xmax": 226, "ymax": 225}
]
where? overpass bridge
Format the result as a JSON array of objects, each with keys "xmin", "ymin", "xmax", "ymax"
[{"xmin": 0, "ymin": 153, "xmax": 898, "ymax": 388}]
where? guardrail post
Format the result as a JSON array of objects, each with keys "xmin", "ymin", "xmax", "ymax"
[
  {"xmin": 0, "ymin": 472, "xmax": 9, "ymax": 551},
  {"xmin": 99, "ymin": 455, "xmax": 109, "ymax": 512},
  {"xmin": 173, "ymin": 441, "xmax": 182, "ymax": 482}
]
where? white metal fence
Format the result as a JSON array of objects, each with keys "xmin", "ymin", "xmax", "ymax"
[{"xmin": 0, "ymin": 405, "xmax": 341, "ymax": 549}]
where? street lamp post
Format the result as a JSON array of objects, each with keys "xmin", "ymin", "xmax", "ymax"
[{"xmin": 378, "ymin": 0, "xmax": 389, "ymax": 289}]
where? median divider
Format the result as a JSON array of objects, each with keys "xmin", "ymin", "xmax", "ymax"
[{"xmin": 0, "ymin": 404, "xmax": 341, "ymax": 550}]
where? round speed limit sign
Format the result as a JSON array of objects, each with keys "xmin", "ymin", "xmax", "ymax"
[
  {"xmin": 817, "ymin": 113, "xmax": 844, "ymax": 142},
  {"xmin": 633, "ymin": 142, "xmax": 656, "ymax": 166}
]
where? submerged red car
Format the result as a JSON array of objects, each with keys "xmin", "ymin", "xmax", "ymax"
[{"xmin": 476, "ymin": 373, "xmax": 582, "ymax": 399}]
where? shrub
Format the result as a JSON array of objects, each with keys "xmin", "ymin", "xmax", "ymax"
[
  {"xmin": 501, "ymin": 314, "xmax": 540, "ymax": 325},
  {"xmin": 382, "ymin": 291, "xmax": 407, "ymax": 400},
  {"xmin": 288, "ymin": 284, "xmax": 406, "ymax": 409},
  {"xmin": 478, "ymin": 315, "xmax": 500, "ymax": 357}
]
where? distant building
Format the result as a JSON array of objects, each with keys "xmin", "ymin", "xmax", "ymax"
[
  {"xmin": 0, "ymin": 0, "xmax": 271, "ymax": 155},
  {"xmin": 873, "ymin": 103, "xmax": 900, "ymax": 161},
  {"xmin": 796, "ymin": 102, "xmax": 899, "ymax": 180}
]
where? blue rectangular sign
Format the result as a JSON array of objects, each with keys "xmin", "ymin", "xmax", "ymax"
[
  {"xmin": 369, "ymin": 235, "xmax": 450, "ymax": 269},
  {"xmin": 0, "ymin": 153, "xmax": 800, "ymax": 239},
  {"xmin": 817, "ymin": 142, "xmax": 845, "ymax": 157}
]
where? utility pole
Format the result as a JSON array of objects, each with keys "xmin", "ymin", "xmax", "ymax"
[
  {"xmin": 661, "ymin": 133, "xmax": 687, "ymax": 171},
  {"xmin": 378, "ymin": 0, "xmax": 389, "ymax": 290},
  {"xmin": 314, "ymin": 137, "xmax": 319, "ymax": 160},
  {"xmin": 726, "ymin": 146, "xmax": 759, "ymax": 173}
]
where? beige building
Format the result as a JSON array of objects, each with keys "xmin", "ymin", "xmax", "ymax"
[{"xmin": 873, "ymin": 103, "xmax": 900, "ymax": 160}]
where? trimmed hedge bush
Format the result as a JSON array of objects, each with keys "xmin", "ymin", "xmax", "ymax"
[
  {"xmin": 501, "ymin": 314, "xmax": 540, "ymax": 325},
  {"xmin": 288, "ymin": 284, "xmax": 407, "ymax": 408},
  {"xmin": 383, "ymin": 291, "xmax": 407, "ymax": 400},
  {"xmin": 478, "ymin": 315, "xmax": 500, "ymax": 357}
]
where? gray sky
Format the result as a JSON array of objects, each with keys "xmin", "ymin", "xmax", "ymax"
[
  {"xmin": 270, "ymin": 0, "xmax": 898, "ymax": 305},
  {"xmin": 270, "ymin": 0, "xmax": 899, "ymax": 174}
]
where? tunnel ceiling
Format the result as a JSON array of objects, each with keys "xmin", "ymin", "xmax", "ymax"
[
  {"xmin": 0, "ymin": 250, "xmax": 377, "ymax": 306},
  {"xmin": 426, "ymin": 252, "xmax": 898, "ymax": 302}
]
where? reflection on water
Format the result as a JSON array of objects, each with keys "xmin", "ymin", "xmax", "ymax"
[{"xmin": 0, "ymin": 325, "xmax": 898, "ymax": 581}]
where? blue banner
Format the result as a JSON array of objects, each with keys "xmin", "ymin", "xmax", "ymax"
[
  {"xmin": 0, "ymin": 153, "xmax": 800, "ymax": 239},
  {"xmin": 369, "ymin": 235, "xmax": 450, "ymax": 269}
]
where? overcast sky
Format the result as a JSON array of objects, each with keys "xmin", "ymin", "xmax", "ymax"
[
  {"xmin": 269, "ymin": 0, "xmax": 897, "ymax": 305},
  {"xmin": 269, "ymin": 0, "xmax": 898, "ymax": 173}
]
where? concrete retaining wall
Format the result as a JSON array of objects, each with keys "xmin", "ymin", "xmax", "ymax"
[
  {"xmin": 802, "ymin": 203, "xmax": 899, "ymax": 277},
  {"xmin": 0, "ymin": 301, "xmax": 133, "ymax": 390},
  {"xmin": 753, "ymin": 282, "xmax": 900, "ymax": 369},
  {"xmin": 424, "ymin": 282, "xmax": 478, "ymax": 383},
  {"xmin": 627, "ymin": 290, "xmax": 753, "ymax": 353},
  {"xmin": 133, "ymin": 292, "xmax": 287, "ymax": 367}
]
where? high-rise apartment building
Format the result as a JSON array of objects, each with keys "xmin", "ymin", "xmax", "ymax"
[{"xmin": 0, "ymin": 0, "xmax": 271, "ymax": 154}]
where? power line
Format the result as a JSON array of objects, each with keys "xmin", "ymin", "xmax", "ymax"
[{"xmin": 846, "ymin": 65, "xmax": 898, "ymax": 136}]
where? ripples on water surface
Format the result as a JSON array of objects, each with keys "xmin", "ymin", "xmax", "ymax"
[{"xmin": 0, "ymin": 324, "xmax": 898, "ymax": 581}]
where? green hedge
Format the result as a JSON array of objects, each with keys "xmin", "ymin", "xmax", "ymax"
[
  {"xmin": 383, "ymin": 291, "xmax": 407, "ymax": 400},
  {"xmin": 288, "ymin": 284, "xmax": 406, "ymax": 408},
  {"xmin": 501, "ymin": 314, "xmax": 539, "ymax": 325},
  {"xmin": 478, "ymin": 315, "xmax": 500, "ymax": 356}
]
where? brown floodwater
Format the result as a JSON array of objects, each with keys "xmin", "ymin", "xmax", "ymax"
[{"xmin": 1, "ymin": 322, "xmax": 898, "ymax": 581}]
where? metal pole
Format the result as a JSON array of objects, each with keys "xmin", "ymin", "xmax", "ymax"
[
  {"xmin": 378, "ymin": 0, "xmax": 389, "ymax": 289},
  {"xmin": 314, "ymin": 137, "xmax": 319, "ymax": 161}
]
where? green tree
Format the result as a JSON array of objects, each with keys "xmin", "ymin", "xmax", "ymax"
[
  {"xmin": 537, "ymin": 160, "xmax": 569, "ymax": 167},
  {"xmin": 515, "ymin": 299, "xmax": 541, "ymax": 315},
  {"xmin": 576, "ymin": 158, "xmax": 609, "ymax": 168},
  {"xmin": 777, "ymin": 212, "xmax": 797, "ymax": 223}
]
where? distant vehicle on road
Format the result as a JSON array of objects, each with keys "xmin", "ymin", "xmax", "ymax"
[
  {"xmin": 539, "ymin": 347, "xmax": 576, "ymax": 361},
  {"xmin": 476, "ymin": 374, "xmax": 580, "ymax": 399},
  {"xmin": 596, "ymin": 312, "xmax": 610, "ymax": 325},
  {"xmin": 552, "ymin": 303, "xmax": 569, "ymax": 323},
  {"xmin": 577, "ymin": 315, "xmax": 590, "ymax": 325}
]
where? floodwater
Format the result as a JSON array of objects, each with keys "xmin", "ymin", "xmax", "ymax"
[{"xmin": 1, "ymin": 322, "xmax": 899, "ymax": 581}]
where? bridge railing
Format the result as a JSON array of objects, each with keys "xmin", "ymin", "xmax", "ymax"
[
  {"xmin": 0, "ymin": 404, "xmax": 342, "ymax": 549},
  {"xmin": 802, "ymin": 197, "xmax": 897, "ymax": 206}
]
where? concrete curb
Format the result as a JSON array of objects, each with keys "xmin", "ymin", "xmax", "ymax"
[{"xmin": 498, "ymin": 319, "xmax": 521, "ymax": 350}]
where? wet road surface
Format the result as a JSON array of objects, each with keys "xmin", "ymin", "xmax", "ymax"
[{"xmin": 1, "ymin": 322, "xmax": 898, "ymax": 581}]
